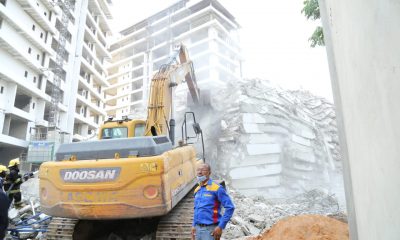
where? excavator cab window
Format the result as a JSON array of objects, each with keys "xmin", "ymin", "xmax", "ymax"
[
  {"xmin": 134, "ymin": 123, "xmax": 145, "ymax": 136},
  {"xmin": 101, "ymin": 127, "xmax": 128, "ymax": 139}
]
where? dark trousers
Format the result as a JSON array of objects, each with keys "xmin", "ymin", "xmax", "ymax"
[
  {"xmin": 0, "ymin": 192, "xmax": 10, "ymax": 239},
  {"xmin": 8, "ymin": 191, "xmax": 22, "ymax": 206}
]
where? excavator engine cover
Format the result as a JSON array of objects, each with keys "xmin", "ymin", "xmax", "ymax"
[{"xmin": 56, "ymin": 136, "xmax": 172, "ymax": 160}]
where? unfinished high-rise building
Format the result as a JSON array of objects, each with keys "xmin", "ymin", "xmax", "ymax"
[
  {"xmin": 0, "ymin": 0, "xmax": 112, "ymax": 164},
  {"xmin": 106, "ymin": 0, "xmax": 241, "ymax": 118}
]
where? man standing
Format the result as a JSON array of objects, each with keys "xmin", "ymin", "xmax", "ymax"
[
  {"xmin": 3, "ymin": 158, "xmax": 23, "ymax": 207},
  {"xmin": 191, "ymin": 163, "xmax": 235, "ymax": 240}
]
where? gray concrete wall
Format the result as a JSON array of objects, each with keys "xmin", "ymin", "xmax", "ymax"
[{"xmin": 319, "ymin": 0, "xmax": 400, "ymax": 239}]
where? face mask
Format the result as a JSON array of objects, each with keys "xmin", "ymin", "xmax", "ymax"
[{"xmin": 196, "ymin": 175, "xmax": 207, "ymax": 183}]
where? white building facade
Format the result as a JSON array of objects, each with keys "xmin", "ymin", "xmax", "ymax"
[
  {"xmin": 0, "ymin": 0, "xmax": 112, "ymax": 163},
  {"xmin": 73, "ymin": 0, "xmax": 112, "ymax": 141},
  {"xmin": 106, "ymin": 0, "xmax": 241, "ymax": 118}
]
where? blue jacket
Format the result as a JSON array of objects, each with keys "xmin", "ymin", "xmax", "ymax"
[{"xmin": 192, "ymin": 178, "xmax": 235, "ymax": 229}]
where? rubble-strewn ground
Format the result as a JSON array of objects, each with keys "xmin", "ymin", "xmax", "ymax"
[{"xmin": 9, "ymin": 182, "xmax": 347, "ymax": 240}]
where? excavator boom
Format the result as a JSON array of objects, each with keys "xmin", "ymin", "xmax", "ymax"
[{"xmin": 145, "ymin": 44, "xmax": 200, "ymax": 137}]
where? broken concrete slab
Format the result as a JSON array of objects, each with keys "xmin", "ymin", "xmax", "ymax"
[
  {"xmin": 229, "ymin": 164, "xmax": 282, "ymax": 179},
  {"xmin": 242, "ymin": 113, "xmax": 267, "ymax": 124},
  {"xmin": 240, "ymin": 134, "xmax": 277, "ymax": 144},
  {"xmin": 230, "ymin": 154, "xmax": 281, "ymax": 167},
  {"xmin": 246, "ymin": 143, "xmax": 281, "ymax": 155},
  {"xmin": 242, "ymin": 123, "xmax": 263, "ymax": 133},
  {"xmin": 291, "ymin": 134, "xmax": 312, "ymax": 147},
  {"xmin": 231, "ymin": 175, "xmax": 280, "ymax": 189}
]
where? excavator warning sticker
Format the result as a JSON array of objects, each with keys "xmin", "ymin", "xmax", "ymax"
[
  {"xmin": 60, "ymin": 167, "xmax": 121, "ymax": 183},
  {"xmin": 140, "ymin": 163, "xmax": 158, "ymax": 172}
]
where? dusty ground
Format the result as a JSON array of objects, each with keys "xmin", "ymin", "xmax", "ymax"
[{"xmin": 247, "ymin": 214, "xmax": 349, "ymax": 240}]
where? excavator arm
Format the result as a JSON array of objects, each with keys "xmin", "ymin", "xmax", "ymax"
[{"xmin": 144, "ymin": 44, "xmax": 200, "ymax": 139}]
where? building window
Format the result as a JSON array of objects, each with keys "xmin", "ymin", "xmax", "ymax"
[
  {"xmin": 40, "ymin": 32, "xmax": 43, "ymax": 38},
  {"xmin": 24, "ymin": 71, "xmax": 28, "ymax": 78},
  {"xmin": 32, "ymin": 103, "xmax": 35, "ymax": 109},
  {"xmin": 33, "ymin": 76, "xmax": 37, "ymax": 83},
  {"xmin": 37, "ymin": 54, "xmax": 40, "ymax": 60},
  {"xmin": 38, "ymin": 75, "xmax": 42, "ymax": 89},
  {"xmin": 32, "ymin": 25, "xmax": 35, "ymax": 31},
  {"xmin": 28, "ymin": 47, "xmax": 31, "ymax": 54},
  {"xmin": 0, "ymin": 86, "xmax": 3, "ymax": 94}
]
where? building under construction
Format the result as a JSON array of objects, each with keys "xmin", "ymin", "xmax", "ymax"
[
  {"xmin": 106, "ymin": 0, "xmax": 242, "ymax": 118},
  {"xmin": 0, "ymin": 0, "xmax": 112, "ymax": 165},
  {"xmin": 0, "ymin": 0, "xmax": 242, "ymax": 164}
]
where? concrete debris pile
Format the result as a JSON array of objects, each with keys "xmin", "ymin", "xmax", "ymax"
[
  {"xmin": 6, "ymin": 175, "xmax": 51, "ymax": 240},
  {"xmin": 209, "ymin": 78, "xmax": 344, "ymax": 203},
  {"xmin": 222, "ymin": 189, "xmax": 347, "ymax": 240}
]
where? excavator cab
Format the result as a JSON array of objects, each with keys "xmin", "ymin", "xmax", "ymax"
[{"xmin": 99, "ymin": 118, "xmax": 146, "ymax": 139}]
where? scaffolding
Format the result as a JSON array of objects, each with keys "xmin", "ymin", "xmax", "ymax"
[
  {"xmin": 49, "ymin": 0, "xmax": 74, "ymax": 126},
  {"xmin": 25, "ymin": 0, "xmax": 75, "ymax": 168}
]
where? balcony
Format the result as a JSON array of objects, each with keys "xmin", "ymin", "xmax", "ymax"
[
  {"xmin": 81, "ymin": 57, "xmax": 108, "ymax": 87},
  {"xmin": 84, "ymin": 26, "xmax": 110, "ymax": 59},
  {"xmin": 9, "ymin": 106, "xmax": 34, "ymax": 122},
  {"xmin": 76, "ymin": 93, "xmax": 106, "ymax": 116},
  {"xmin": 105, "ymin": 76, "xmax": 143, "ymax": 96},
  {"xmin": 0, "ymin": 4, "xmax": 54, "ymax": 55},
  {"xmin": 78, "ymin": 75, "xmax": 104, "ymax": 101},
  {"xmin": 107, "ymin": 51, "xmax": 144, "ymax": 69},
  {"xmin": 0, "ymin": 68, "xmax": 49, "ymax": 102},
  {"xmin": 86, "ymin": 11, "xmax": 107, "ymax": 45},
  {"xmin": 74, "ymin": 112, "xmax": 99, "ymax": 129},
  {"xmin": 88, "ymin": 0, "xmax": 111, "ymax": 32},
  {"xmin": 40, "ymin": 0, "xmax": 58, "ymax": 12},
  {"xmin": 0, "ymin": 133, "xmax": 28, "ymax": 148},
  {"xmin": 106, "ymin": 64, "xmax": 144, "ymax": 82},
  {"xmin": 0, "ymin": 30, "xmax": 45, "ymax": 73},
  {"xmin": 97, "ymin": 0, "xmax": 112, "ymax": 19},
  {"xmin": 105, "ymin": 101, "xmax": 138, "ymax": 112},
  {"xmin": 15, "ymin": 0, "xmax": 57, "ymax": 34},
  {"xmin": 82, "ymin": 42, "xmax": 107, "ymax": 73}
]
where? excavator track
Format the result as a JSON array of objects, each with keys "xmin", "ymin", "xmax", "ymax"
[
  {"xmin": 156, "ymin": 192, "xmax": 195, "ymax": 240},
  {"xmin": 44, "ymin": 217, "xmax": 77, "ymax": 240},
  {"xmin": 43, "ymin": 191, "xmax": 197, "ymax": 240}
]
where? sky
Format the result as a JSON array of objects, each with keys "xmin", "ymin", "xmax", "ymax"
[{"xmin": 110, "ymin": 0, "xmax": 333, "ymax": 100}]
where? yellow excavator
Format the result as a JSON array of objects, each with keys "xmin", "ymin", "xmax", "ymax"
[{"xmin": 39, "ymin": 44, "xmax": 205, "ymax": 239}]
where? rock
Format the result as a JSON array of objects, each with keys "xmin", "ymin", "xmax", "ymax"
[{"xmin": 248, "ymin": 214, "xmax": 264, "ymax": 223}]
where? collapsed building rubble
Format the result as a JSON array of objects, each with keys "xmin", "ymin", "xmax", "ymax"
[
  {"xmin": 6, "ymin": 174, "xmax": 51, "ymax": 240},
  {"xmin": 204, "ymin": 78, "xmax": 344, "ymax": 205}
]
